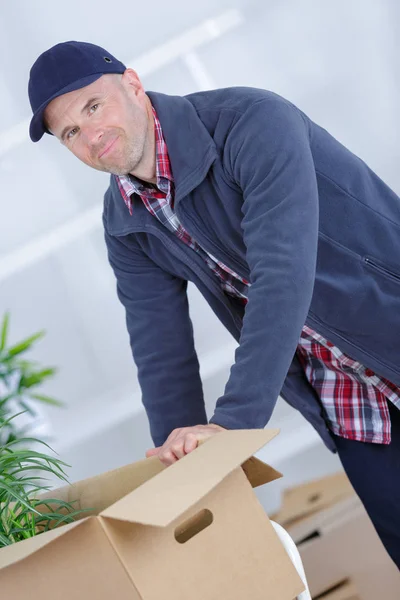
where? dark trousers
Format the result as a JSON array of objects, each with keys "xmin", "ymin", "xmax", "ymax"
[{"xmin": 334, "ymin": 401, "xmax": 400, "ymax": 569}]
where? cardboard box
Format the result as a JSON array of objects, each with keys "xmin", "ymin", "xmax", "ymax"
[
  {"xmin": 0, "ymin": 429, "xmax": 305, "ymax": 600},
  {"xmin": 271, "ymin": 472, "xmax": 355, "ymax": 528},
  {"xmin": 273, "ymin": 473, "xmax": 400, "ymax": 600}
]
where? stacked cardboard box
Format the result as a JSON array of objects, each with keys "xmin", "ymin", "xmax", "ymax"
[
  {"xmin": 312, "ymin": 580, "xmax": 360, "ymax": 600},
  {"xmin": 0, "ymin": 429, "xmax": 306, "ymax": 600},
  {"xmin": 271, "ymin": 472, "xmax": 400, "ymax": 599}
]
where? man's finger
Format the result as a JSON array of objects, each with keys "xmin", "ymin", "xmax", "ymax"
[
  {"xmin": 158, "ymin": 450, "xmax": 178, "ymax": 466},
  {"xmin": 170, "ymin": 440, "xmax": 186, "ymax": 460},
  {"xmin": 145, "ymin": 447, "xmax": 161, "ymax": 458},
  {"xmin": 165, "ymin": 428, "xmax": 181, "ymax": 443},
  {"xmin": 184, "ymin": 433, "xmax": 199, "ymax": 454}
]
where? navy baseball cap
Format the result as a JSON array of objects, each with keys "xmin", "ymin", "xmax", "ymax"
[{"xmin": 28, "ymin": 41, "xmax": 126, "ymax": 142}]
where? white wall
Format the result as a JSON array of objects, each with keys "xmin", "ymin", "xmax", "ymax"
[{"xmin": 0, "ymin": 0, "xmax": 398, "ymax": 492}]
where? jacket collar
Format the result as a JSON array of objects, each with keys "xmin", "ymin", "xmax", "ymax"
[
  {"xmin": 105, "ymin": 91, "xmax": 218, "ymax": 235},
  {"xmin": 147, "ymin": 91, "xmax": 217, "ymax": 203}
]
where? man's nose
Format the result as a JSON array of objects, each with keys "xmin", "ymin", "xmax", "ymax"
[{"xmin": 81, "ymin": 124, "xmax": 104, "ymax": 147}]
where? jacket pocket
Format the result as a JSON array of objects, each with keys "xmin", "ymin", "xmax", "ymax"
[{"xmin": 363, "ymin": 256, "xmax": 400, "ymax": 283}]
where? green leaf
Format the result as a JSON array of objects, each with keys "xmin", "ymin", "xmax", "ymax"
[
  {"xmin": 19, "ymin": 368, "xmax": 57, "ymax": 389},
  {"xmin": 32, "ymin": 499, "xmax": 80, "ymax": 511},
  {"xmin": 3, "ymin": 435, "xmax": 55, "ymax": 450},
  {"xmin": 0, "ymin": 395, "xmax": 15, "ymax": 408},
  {"xmin": 1, "ymin": 450, "xmax": 69, "ymax": 470},
  {"xmin": 0, "ymin": 531, "xmax": 11, "ymax": 546},
  {"xmin": 0, "ymin": 410, "xmax": 28, "ymax": 429},
  {"xmin": 18, "ymin": 400, "xmax": 36, "ymax": 417},
  {"xmin": 16, "ymin": 359, "xmax": 40, "ymax": 371},
  {"xmin": 7, "ymin": 331, "xmax": 45, "ymax": 358},
  {"xmin": 0, "ymin": 313, "xmax": 10, "ymax": 352},
  {"xmin": 30, "ymin": 394, "xmax": 63, "ymax": 407},
  {"xmin": 0, "ymin": 481, "xmax": 41, "ymax": 515}
]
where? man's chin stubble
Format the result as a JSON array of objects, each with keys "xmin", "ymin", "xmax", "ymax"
[{"xmin": 96, "ymin": 160, "xmax": 136, "ymax": 176}]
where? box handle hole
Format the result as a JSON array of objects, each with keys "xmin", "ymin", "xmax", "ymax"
[
  {"xmin": 174, "ymin": 509, "xmax": 213, "ymax": 544},
  {"xmin": 297, "ymin": 529, "xmax": 321, "ymax": 545},
  {"xmin": 308, "ymin": 493, "xmax": 321, "ymax": 504}
]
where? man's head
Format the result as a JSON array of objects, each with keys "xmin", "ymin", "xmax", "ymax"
[{"xmin": 28, "ymin": 41, "xmax": 153, "ymax": 176}]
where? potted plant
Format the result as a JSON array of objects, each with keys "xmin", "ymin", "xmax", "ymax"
[
  {"xmin": 0, "ymin": 312, "xmax": 62, "ymax": 445},
  {"xmin": 0, "ymin": 314, "xmax": 88, "ymax": 547},
  {"xmin": 0, "ymin": 412, "xmax": 88, "ymax": 547}
]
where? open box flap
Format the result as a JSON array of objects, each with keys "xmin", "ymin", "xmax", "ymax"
[
  {"xmin": 36, "ymin": 455, "xmax": 166, "ymax": 516},
  {"xmin": 101, "ymin": 428, "xmax": 281, "ymax": 527}
]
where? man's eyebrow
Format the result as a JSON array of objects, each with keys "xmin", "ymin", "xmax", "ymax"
[
  {"xmin": 60, "ymin": 123, "xmax": 73, "ymax": 142},
  {"xmin": 81, "ymin": 96, "xmax": 100, "ymax": 115},
  {"xmin": 59, "ymin": 97, "xmax": 100, "ymax": 141}
]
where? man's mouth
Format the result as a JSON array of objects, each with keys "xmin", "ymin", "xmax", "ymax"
[{"xmin": 98, "ymin": 137, "xmax": 118, "ymax": 159}]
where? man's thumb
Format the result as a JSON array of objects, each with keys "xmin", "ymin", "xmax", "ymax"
[{"xmin": 146, "ymin": 447, "xmax": 160, "ymax": 458}]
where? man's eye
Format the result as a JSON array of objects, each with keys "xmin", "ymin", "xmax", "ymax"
[
  {"xmin": 90, "ymin": 103, "xmax": 99, "ymax": 113},
  {"xmin": 67, "ymin": 128, "xmax": 78, "ymax": 140}
]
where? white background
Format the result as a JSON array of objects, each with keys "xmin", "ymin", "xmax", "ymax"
[{"xmin": 0, "ymin": 0, "xmax": 399, "ymax": 506}]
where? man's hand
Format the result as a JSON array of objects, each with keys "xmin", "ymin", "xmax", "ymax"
[{"xmin": 146, "ymin": 424, "xmax": 225, "ymax": 466}]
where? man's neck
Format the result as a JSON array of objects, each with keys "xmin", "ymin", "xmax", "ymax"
[
  {"xmin": 129, "ymin": 101, "xmax": 157, "ymax": 184},
  {"xmin": 130, "ymin": 162, "xmax": 157, "ymax": 185}
]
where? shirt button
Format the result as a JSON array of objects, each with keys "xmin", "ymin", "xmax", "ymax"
[{"xmin": 365, "ymin": 368, "xmax": 375, "ymax": 377}]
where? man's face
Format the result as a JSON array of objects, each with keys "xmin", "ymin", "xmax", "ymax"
[{"xmin": 44, "ymin": 70, "xmax": 150, "ymax": 176}]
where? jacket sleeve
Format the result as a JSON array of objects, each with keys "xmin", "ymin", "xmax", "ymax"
[
  {"xmin": 210, "ymin": 95, "xmax": 319, "ymax": 430},
  {"xmin": 104, "ymin": 228, "xmax": 207, "ymax": 446}
]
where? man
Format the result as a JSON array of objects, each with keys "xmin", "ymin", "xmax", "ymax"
[{"xmin": 28, "ymin": 41, "xmax": 400, "ymax": 567}]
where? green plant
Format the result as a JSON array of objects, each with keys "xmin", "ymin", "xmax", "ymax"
[
  {"xmin": 0, "ymin": 413, "xmax": 87, "ymax": 547},
  {"xmin": 0, "ymin": 313, "xmax": 62, "ymax": 445}
]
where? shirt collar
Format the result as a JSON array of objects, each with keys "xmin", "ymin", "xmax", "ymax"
[{"xmin": 116, "ymin": 106, "xmax": 173, "ymax": 213}]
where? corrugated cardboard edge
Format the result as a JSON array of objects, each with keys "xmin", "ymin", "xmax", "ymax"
[{"xmin": 101, "ymin": 428, "xmax": 281, "ymax": 527}]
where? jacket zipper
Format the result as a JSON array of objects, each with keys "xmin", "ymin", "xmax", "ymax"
[
  {"xmin": 176, "ymin": 205, "xmax": 250, "ymax": 282},
  {"xmin": 144, "ymin": 225, "xmax": 243, "ymax": 331},
  {"xmin": 363, "ymin": 257, "xmax": 400, "ymax": 282}
]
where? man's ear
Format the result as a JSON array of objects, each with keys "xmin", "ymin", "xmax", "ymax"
[
  {"xmin": 121, "ymin": 68, "xmax": 143, "ymax": 94},
  {"xmin": 42, "ymin": 106, "xmax": 54, "ymax": 138}
]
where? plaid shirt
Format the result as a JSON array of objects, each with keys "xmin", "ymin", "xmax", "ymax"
[
  {"xmin": 116, "ymin": 108, "xmax": 249, "ymax": 299},
  {"xmin": 116, "ymin": 108, "xmax": 400, "ymax": 445}
]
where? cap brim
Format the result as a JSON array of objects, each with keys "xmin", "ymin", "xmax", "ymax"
[{"xmin": 29, "ymin": 73, "xmax": 103, "ymax": 142}]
